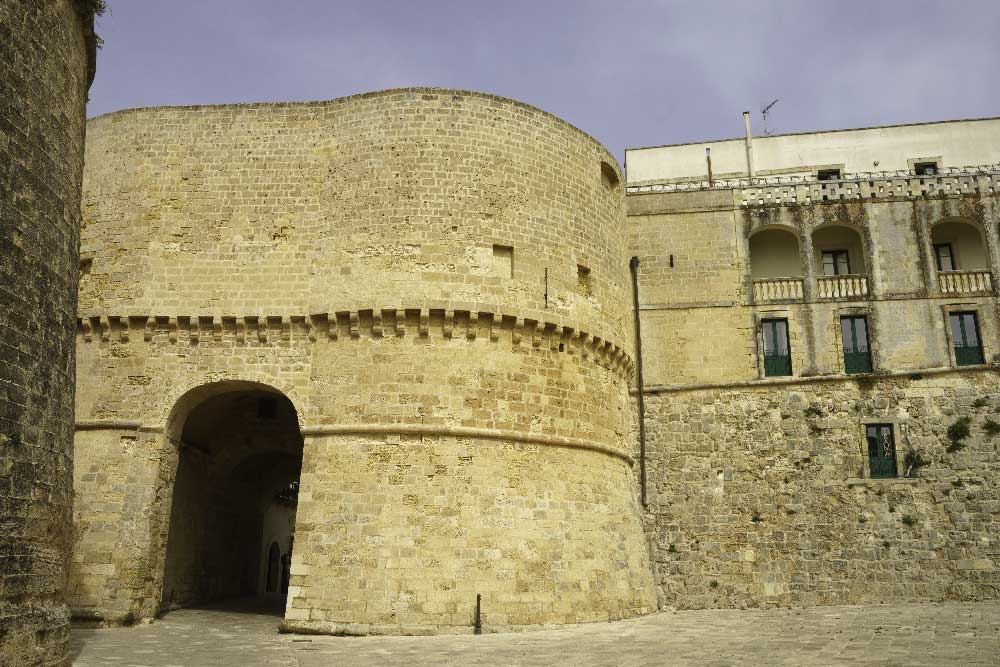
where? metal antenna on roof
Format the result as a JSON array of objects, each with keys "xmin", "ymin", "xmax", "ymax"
[{"xmin": 761, "ymin": 99, "xmax": 779, "ymax": 137}]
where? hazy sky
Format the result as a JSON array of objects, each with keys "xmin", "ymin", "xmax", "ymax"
[{"xmin": 87, "ymin": 1, "xmax": 1000, "ymax": 163}]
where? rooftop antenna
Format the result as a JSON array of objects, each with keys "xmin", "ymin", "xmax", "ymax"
[{"xmin": 761, "ymin": 99, "xmax": 779, "ymax": 137}]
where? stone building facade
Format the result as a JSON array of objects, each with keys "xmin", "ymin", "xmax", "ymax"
[
  {"xmin": 628, "ymin": 123, "xmax": 1000, "ymax": 608},
  {"xmin": 66, "ymin": 88, "xmax": 1000, "ymax": 637},
  {"xmin": 0, "ymin": 1, "xmax": 96, "ymax": 665}
]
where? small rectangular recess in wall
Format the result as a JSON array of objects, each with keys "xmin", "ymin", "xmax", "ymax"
[
  {"xmin": 577, "ymin": 264, "xmax": 592, "ymax": 296},
  {"xmin": 492, "ymin": 244, "xmax": 514, "ymax": 278}
]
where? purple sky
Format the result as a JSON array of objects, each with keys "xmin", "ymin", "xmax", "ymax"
[{"xmin": 87, "ymin": 1, "xmax": 1000, "ymax": 163}]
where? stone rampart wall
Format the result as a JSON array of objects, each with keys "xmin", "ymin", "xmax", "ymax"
[
  {"xmin": 0, "ymin": 1, "xmax": 91, "ymax": 664},
  {"xmin": 643, "ymin": 373, "xmax": 1000, "ymax": 609},
  {"xmin": 71, "ymin": 90, "xmax": 657, "ymax": 633}
]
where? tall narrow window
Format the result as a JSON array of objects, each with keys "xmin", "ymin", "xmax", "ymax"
[
  {"xmin": 761, "ymin": 318, "xmax": 792, "ymax": 377},
  {"xmin": 950, "ymin": 311, "xmax": 984, "ymax": 366},
  {"xmin": 841, "ymin": 315, "xmax": 872, "ymax": 374},
  {"xmin": 577, "ymin": 264, "xmax": 592, "ymax": 296},
  {"xmin": 822, "ymin": 250, "xmax": 851, "ymax": 276},
  {"xmin": 866, "ymin": 424, "xmax": 898, "ymax": 479},
  {"xmin": 934, "ymin": 243, "xmax": 955, "ymax": 272}
]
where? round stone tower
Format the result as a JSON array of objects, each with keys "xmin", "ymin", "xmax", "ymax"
[
  {"xmin": 0, "ymin": 1, "xmax": 95, "ymax": 664},
  {"xmin": 73, "ymin": 89, "xmax": 656, "ymax": 633}
]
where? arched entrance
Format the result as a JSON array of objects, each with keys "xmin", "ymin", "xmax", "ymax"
[
  {"xmin": 266, "ymin": 542, "xmax": 281, "ymax": 593},
  {"xmin": 159, "ymin": 382, "xmax": 303, "ymax": 613}
]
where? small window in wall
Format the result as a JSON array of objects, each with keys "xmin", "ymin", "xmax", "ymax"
[
  {"xmin": 822, "ymin": 250, "xmax": 851, "ymax": 276},
  {"xmin": 761, "ymin": 318, "xmax": 792, "ymax": 377},
  {"xmin": 577, "ymin": 264, "xmax": 592, "ymax": 296},
  {"xmin": 866, "ymin": 424, "xmax": 898, "ymax": 479},
  {"xmin": 841, "ymin": 315, "xmax": 872, "ymax": 374},
  {"xmin": 492, "ymin": 244, "xmax": 514, "ymax": 278},
  {"xmin": 950, "ymin": 311, "xmax": 984, "ymax": 366},
  {"xmin": 914, "ymin": 161, "xmax": 938, "ymax": 176},
  {"xmin": 934, "ymin": 243, "xmax": 955, "ymax": 272},
  {"xmin": 600, "ymin": 161, "xmax": 620, "ymax": 192},
  {"xmin": 817, "ymin": 169, "xmax": 842, "ymax": 181}
]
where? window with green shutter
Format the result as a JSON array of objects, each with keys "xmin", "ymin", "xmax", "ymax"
[
  {"xmin": 949, "ymin": 311, "xmax": 984, "ymax": 366},
  {"xmin": 840, "ymin": 315, "xmax": 872, "ymax": 374},
  {"xmin": 866, "ymin": 424, "xmax": 898, "ymax": 479},
  {"xmin": 761, "ymin": 319, "xmax": 792, "ymax": 377}
]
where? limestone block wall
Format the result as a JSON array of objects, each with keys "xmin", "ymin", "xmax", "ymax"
[
  {"xmin": 643, "ymin": 373, "xmax": 1000, "ymax": 609},
  {"xmin": 70, "ymin": 338, "xmax": 314, "ymax": 623},
  {"xmin": 71, "ymin": 89, "xmax": 657, "ymax": 633},
  {"xmin": 0, "ymin": 2, "xmax": 93, "ymax": 665},
  {"xmin": 628, "ymin": 189, "xmax": 1000, "ymax": 387}
]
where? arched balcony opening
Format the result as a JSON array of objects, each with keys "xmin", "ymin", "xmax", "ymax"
[
  {"xmin": 749, "ymin": 227, "xmax": 804, "ymax": 303},
  {"xmin": 932, "ymin": 220, "xmax": 992, "ymax": 294},
  {"xmin": 812, "ymin": 225, "xmax": 869, "ymax": 299}
]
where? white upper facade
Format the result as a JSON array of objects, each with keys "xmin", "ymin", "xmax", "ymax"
[{"xmin": 626, "ymin": 117, "xmax": 1000, "ymax": 186}]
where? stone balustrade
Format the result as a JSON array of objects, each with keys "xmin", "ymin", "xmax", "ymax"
[
  {"xmin": 938, "ymin": 270, "xmax": 993, "ymax": 294},
  {"xmin": 752, "ymin": 278, "xmax": 804, "ymax": 303},
  {"xmin": 627, "ymin": 165, "xmax": 1000, "ymax": 208},
  {"xmin": 817, "ymin": 274, "xmax": 869, "ymax": 300}
]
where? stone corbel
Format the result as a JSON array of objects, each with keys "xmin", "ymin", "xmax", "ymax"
[
  {"xmin": 97, "ymin": 315, "xmax": 111, "ymax": 342},
  {"xmin": 531, "ymin": 321, "xmax": 545, "ymax": 348},
  {"xmin": 489, "ymin": 313, "xmax": 501, "ymax": 342},
  {"xmin": 466, "ymin": 312, "xmax": 478, "ymax": 340}
]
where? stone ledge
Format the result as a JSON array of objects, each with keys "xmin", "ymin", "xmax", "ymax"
[
  {"xmin": 843, "ymin": 477, "xmax": 921, "ymax": 487},
  {"xmin": 299, "ymin": 423, "xmax": 633, "ymax": 465}
]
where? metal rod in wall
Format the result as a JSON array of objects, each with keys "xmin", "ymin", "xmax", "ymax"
[
  {"xmin": 706, "ymin": 147, "xmax": 713, "ymax": 186},
  {"xmin": 629, "ymin": 256, "xmax": 648, "ymax": 507}
]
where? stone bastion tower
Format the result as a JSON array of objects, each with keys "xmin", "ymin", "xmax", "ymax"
[
  {"xmin": 1, "ymin": 1, "xmax": 96, "ymax": 665},
  {"xmin": 70, "ymin": 89, "xmax": 657, "ymax": 633}
]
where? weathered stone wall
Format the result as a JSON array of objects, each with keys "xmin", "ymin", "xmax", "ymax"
[
  {"xmin": 628, "ymin": 189, "xmax": 1000, "ymax": 388},
  {"xmin": 643, "ymin": 373, "xmax": 1000, "ymax": 608},
  {"xmin": 0, "ymin": 1, "xmax": 92, "ymax": 665},
  {"xmin": 628, "ymin": 180, "xmax": 1000, "ymax": 610},
  {"xmin": 71, "ymin": 89, "xmax": 657, "ymax": 633}
]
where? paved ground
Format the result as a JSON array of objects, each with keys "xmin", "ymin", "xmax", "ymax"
[{"xmin": 71, "ymin": 600, "xmax": 1000, "ymax": 666}]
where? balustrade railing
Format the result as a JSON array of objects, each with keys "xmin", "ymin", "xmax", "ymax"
[
  {"xmin": 938, "ymin": 270, "xmax": 993, "ymax": 294},
  {"xmin": 627, "ymin": 164, "xmax": 1000, "ymax": 196},
  {"xmin": 752, "ymin": 278, "xmax": 803, "ymax": 303},
  {"xmin": 817, "ymin": 274, "xmax": 868, "ymax": 300}
]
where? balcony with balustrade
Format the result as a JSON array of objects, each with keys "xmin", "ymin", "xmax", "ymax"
[
  {"xmin": 931, "ymin": 220, "xmax": 995, "ymax": 296},
  {"xmin": 749, "ymin": 228, "xmax": 804, "ymax": 304},
  {"xmin": 813, "ymin": 225, "xmax": 869, "ymax": 301}
]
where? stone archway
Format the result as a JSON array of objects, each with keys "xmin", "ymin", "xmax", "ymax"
[{"xmin": 158, "ymin": 382, "xmax": 303, "ymax": 613}]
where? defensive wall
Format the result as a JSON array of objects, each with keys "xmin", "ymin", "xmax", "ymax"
[
  {"xmin": 69, "ymin": 89, "xmax": 657, "ymax": 634},
  {"xmin": 0, "ymin": 1, "xmax": 95, "ymax": 665},
  {"xmin": 628, "ymin": 172, "xmax": 1000, "ymax": 608}
]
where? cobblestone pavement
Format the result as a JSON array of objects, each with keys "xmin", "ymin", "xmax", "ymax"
[{"xmin": 71, "ymin": 600, "xmax": 1000, "ymax": 666}]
